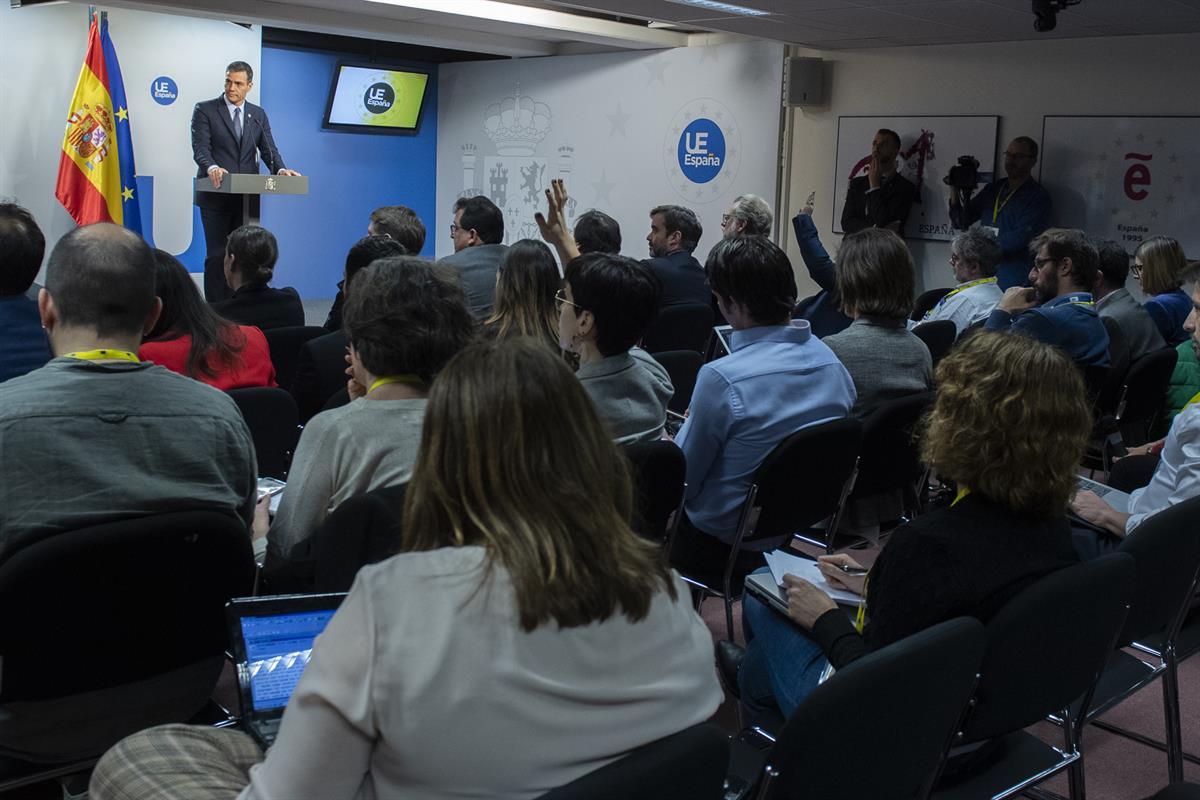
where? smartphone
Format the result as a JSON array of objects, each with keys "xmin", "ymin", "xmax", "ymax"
[{"xmin": 256, "ymin": 477, "xmax": 286, "ymax": 500}]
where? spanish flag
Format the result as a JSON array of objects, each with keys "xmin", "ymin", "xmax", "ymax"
[{"xmin": 55, "ymin": 11, "xmax": 142, "ymax": 234}]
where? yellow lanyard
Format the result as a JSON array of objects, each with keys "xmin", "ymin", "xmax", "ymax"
[
  {"xmin": 368, "ymin": 374, "xmax": 424, "ymax": 394},
  {"xmin": 951, "ymin": 486, "xmax": 971, "ymax": 506},
  {"xmin": 1062, "ymin": 295, "xmax": 1095, "ymax": 307},
  {"xmin": 854, "ymin": 576, "xmax": 868, "ymax": 634},
  {"xmin": 1186, "ymin": 390, "xmax": 1200, "ymax": 409},
  {"xmin": 62, "ymin": 349, "xmax": 140, "ymax": 363},
  {"xmin": 925, "ymin": 278, "xmax": 997, "ymax": 319},
  {"xmin": 992, "ymin": 182, "xmax": 1021, "ymax": 224}
]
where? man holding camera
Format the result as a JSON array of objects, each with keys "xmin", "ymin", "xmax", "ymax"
[{"xmin": 950, "ymin": 136, "xmax": 1052, "ymax": 290}]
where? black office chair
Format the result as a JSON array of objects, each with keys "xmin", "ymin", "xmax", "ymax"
[
  {"xmin": 1089, "ymin": 347, "xmax": 1178, "ymax": 470},
  {"xmin": 911, "ymin": 320, "xmax": 957, "ymax": 367},
  {"xmin": 841, "ymin": 391, "xmax": 934, "ymax": 530},
  {"xmin": 911, "ymin": 287, "xmax": 955, "ymax": 321},
  {"xmin": 1150, "ymin": 785, "xmax": 1200, "ymax": 800},
  {"xmin": 930, "ymin": 554, "xmax": 1136, "ymax": 800},
  {"xmin": 263, "ymin": 325, "xmax": 327, "ymax": 394},
  {"xmin": 310, "ymin": 483, "xmax": 407, "ymax": 593},
  {"xmin": 650, "ymin": 350, "xmax": 704, "ymax": 415},
  {"xmin": 642, "ymin": 303, "xmax": 715, "ymax": 354},
  {"xmin": 728, "ymin": 617, "xmax": 985, "ymax": 800},
  {"xmin": 0, "ymin": 510, "xmax": 255, "ymax": 790},
  {"xmin": 1069, "ymin": 496, "xmax": 1200, "ymax": 784},
  {"xmin": 536, "ymin": 723, "xmax": 729, "ymax": 800},
  {"xmin": 672, "ymin": 417, "xmax": 863, "ymax": 640},
  {"xmin": 1097, "ymin": 315, "xmax": 1130, "ymax": 417},
  {"xmin": 227, "ymin": 387, "xmax": 301, "ymax": 479},
  {"xmin": 624, "ymin": 439, "xmax": 686, "ymax": 545}
]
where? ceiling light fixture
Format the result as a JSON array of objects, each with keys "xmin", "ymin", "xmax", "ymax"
[{"xmin": 665, "ymin": 0, "xmax": 770, "ymax": 17}]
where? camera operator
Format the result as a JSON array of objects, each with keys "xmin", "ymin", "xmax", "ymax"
[{"xmin": 949, "ymin": 136, "xmax": 1052, "ymax": 290}]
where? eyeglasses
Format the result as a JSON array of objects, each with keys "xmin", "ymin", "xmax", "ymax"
[
  {"xmin": 555, "ymin": 289, "xmax": 581, "ymax": 312},
  {"xmin": 949, "ymin": 252, "xmax": 961, "ymax": 266},
  {"xmin": 721, "ymin": 214, "xmax": 733, "ymax": 226},
  {"xmin": 449, "ymin": 223, "xmax": 460, "ymax": 236},
  {"xmin": 1034, "ymin": 256, "xmax": 1057, "ymax": 269},
  {"xmin": 1132, "ymin": 262, "xmax": 1143, "ymax": 279}
]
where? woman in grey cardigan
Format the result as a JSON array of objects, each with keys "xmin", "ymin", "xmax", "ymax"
[{"xmin": 823, "ymin": 228, "xmax": 933, "ymax": 418}]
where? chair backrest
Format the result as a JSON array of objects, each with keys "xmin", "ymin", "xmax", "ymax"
[
  {"xmin": 1116, "ymin": 495, "xmax": 1200, "ymax": 646},
  {"xmin": 536, "ymin": 722, "xmax": 729, "ymax": 800},
  {"xmin": 1096, "ymin": 316, "xmax": 1130, "ymax": 416},
  {"xmin": 310, "ymin": 483, "xmax": 407, "ymax": 593},
  {"xmin": 911, "ymin": 320, "xmax": 957, "ymax": 367},
  {"xmin": 958, "ymin": 553, "xmax": 1135, "ymax": 743},
  {"xmin": 0, "ymin": 510, "xmax": 255, "ymax": 702},
  {"xmin": 848, "ymin": 391, "xmax": 934, "ymax": 502},
  {"xmin": 264, "ymin": 325, "xmax": 328, "ymax": 392},
  {"xmin": 227, "ymin": 387, "xmax": 300, "ymax": 478},
  {"xmin": 1118, "ymin": 346, "xmax": 1179, "ymax": 431},
  {"xmin": 742, "ymin": 417, "xmax": 864, "ymax": 545},
  {"xmin": 650, "ymin": 350, "xmax": 704, "ymax": 414},
  {"xmin": 623, "ymin": 440, "xmax": 686, "ymax": 543},
  {"xmin": 760, "ymin": 617, "xmax": 985, "ymax": 800},
  {"xmin": 642, "ymin": 303, "xmax": 715, "ymax": 354},
  {"xmin": 912, "ymin": 287, "xmax": 955, "ymax": 321}
]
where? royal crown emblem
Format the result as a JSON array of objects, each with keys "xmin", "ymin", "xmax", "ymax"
[
  {"xmin": 264, "ymin": 177, "xmax": 277, "ymax": 191},
  {"xmin": 484, "ymin": 87, "xmax": 551, "ymax": 157}
]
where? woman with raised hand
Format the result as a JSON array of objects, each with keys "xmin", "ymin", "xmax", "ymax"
[{"xmin": 91, "ymin": 337, "xmax": 720, "ymax": 800}]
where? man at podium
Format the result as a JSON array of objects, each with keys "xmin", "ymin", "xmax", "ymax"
[{"xmin": 191, "ymin": 60, "xmax": 300, "ymax": 302}]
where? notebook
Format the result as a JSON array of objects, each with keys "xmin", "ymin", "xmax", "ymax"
[
  {"xmin": 1076, "ymin": 475, "xmax": 1132, "ymax": 514},
  {"xmin": 745, "ymin": 550, "xmax": 864, "ymax": 616},
  {"xmin": 227, "ymin": 592, "xmax": 346, "ymax": 747}
]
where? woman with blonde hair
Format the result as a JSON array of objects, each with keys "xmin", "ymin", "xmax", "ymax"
[
  {"xmin": 484, "ymin": 238, "xmax": 562, "ymax": 352},
  {"xmin": 1136, "ymin": 235, "xmax": 1191, "ymax": 345},
  {"xmin": 726, "ymin": 332, "xmax": 1087, "ymax": 723},
  {"xmin": 90, "ymin": 337, "xmax": 720, "ymax": 800}
]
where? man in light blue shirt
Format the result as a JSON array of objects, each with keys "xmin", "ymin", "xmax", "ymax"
[{"xmin": 671, "ymin": 236, "xmax": 856, "ymax": 578}]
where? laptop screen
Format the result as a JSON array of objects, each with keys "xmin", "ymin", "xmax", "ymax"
[{"xmin": 240, "ymin": 609, "xmax": 338, "ymax": 712}]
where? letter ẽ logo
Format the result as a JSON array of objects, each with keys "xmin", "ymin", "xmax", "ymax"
[
  {"xmin": 363, "ymin": 82, "xmax": 395, "ymax": 115},
  {"xmin": 150, "ymin": 76, "xmax": 178, "ymax": 106},
  {"xmin": 677, "ymin": 118, "xmax": 725, "ymax": 184}
]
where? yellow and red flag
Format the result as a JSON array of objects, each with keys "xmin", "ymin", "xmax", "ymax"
[{"xmin": 55, "ymin": 11, "xmax": 142, "ymax": 233}]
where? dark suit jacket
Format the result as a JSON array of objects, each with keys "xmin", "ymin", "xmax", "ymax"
[
  {"xmin": 840, "ymin": 173, "xmax": 917, "ymax": 238},
  {"xmin": 644, "ymin": 250, "xmax": 708, "ymax": 308},
  {"xmin": 191, "ymin": 96, "xmax": 286, "ymax": 207},
  {"xmin": 211, "ymin": 284, "xmax": 305, "ymax": 331},
  {"xmin": 291, "ymin": 330, "xmax": 349, "ymax": 423}
]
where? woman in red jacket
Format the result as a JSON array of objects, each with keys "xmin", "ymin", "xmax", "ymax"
[{"xmin": 139, "ymin": 250, "xmax": 276, "ymax": 390}]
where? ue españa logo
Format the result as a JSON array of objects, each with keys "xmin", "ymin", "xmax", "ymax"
[{"xmin": 678, "ymin": 118, "xmax": 725, "ymax": 184}]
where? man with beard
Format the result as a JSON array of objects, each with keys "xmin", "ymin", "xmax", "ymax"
[
  {"xmin": 644, "ymin": 204, "xmax": 707, "ymax": 307},
  {"xmin": 984, "ymin": 227, "xmax": 1109, "ymax": 368}
]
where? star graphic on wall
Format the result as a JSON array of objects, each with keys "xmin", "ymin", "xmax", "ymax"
[
  {"xmin": 116, "ymin": 107, "xmax": 128, "ymax": 122},
  {"xmin": 1151, "ymin": 210, "xmax": 1160, "ymax": 219},
  {"xmin": 715, "ymin": 110, "xmax": 724, "ymax": 121},
  {"xmin": 695, "ymin": 189, "xmax": 704, "ymax": 199},
  {"xmin": 1157, "ymin": 139, "xmax": 1166, "ymax": 148},
  {"xmin": 1167, "ymin": 194, "xmax": 1176, "ymax": 203},
  {"xmin": 700, "ymin": 104, "xmax": 709, "ymax": 115},
  {"xmin": 1115, "ymin": 138, "xmax": 1124, "ymax": 148},
  {"xmin": 1175, "ymin": 174, "xmax": 1185, "ymax": 183},
  {"xmin": 1098, "ymin": 153, "xmax": 1109, "ymax": 162},
  {"xmin": 643, "ymin": 58, "xmax": 669, "ymax": 86},
  {"xmin": 606, "ymin": 102, "xmax": 632, "ymax": 138},
  {"xmin": 1111, "ymin": 208, "xmax": 1119, "ymax": 216},
  {"xmin": 121, "ymin": 186, "xmax": 134, "ymax": 201},
  {"xmin": 591, "ymin": 169, "xmax": 615, "ymax": 206},
  {"xmin": 1136, "ymin": 133, "xmax": 1145, "ymax": 142},
  {"xmin": 1169, "ymin": 154, "xmax": 1179, "ymax": 163}
]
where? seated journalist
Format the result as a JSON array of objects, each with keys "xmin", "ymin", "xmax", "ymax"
[
  {"xmin": 727, "ymin": 332, "xmax": 1086, "ymax": 726},
  {"xmin": 91, "ymin": 338, "xmax": 721, "ymax": 800}
]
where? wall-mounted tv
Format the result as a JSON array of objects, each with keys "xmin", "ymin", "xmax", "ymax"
[{"xmin": 322, "ymin": 63, "xmax": 429, "ymax": 133}]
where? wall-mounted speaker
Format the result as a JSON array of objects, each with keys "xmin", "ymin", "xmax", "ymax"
[{"xmin": 785, "ymin": 57, "xmax": 825, "ymax": 107}]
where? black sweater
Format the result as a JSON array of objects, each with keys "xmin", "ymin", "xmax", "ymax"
[{"xmin": 811, "ymin": 493, "xmax": 1079, "ymax": 669}]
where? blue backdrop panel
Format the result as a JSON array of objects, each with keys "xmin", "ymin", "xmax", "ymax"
[{"xmin": 259, "ymin": 46, "xmax": 438, "ymax": 300}]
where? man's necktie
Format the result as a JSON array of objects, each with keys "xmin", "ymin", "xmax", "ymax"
[{"xmin": 233, "ymin": 106, "xmax": 243, "ymax": 142}]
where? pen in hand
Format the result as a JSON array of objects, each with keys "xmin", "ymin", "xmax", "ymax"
[{"xmin": 837, "ymin": 564, "xmax": 869, "ymax": 576}]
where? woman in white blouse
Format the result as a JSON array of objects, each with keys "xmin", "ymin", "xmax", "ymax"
[{"xmin": 91, "ymin": 337, "xmax": 721, "ymax": 800}]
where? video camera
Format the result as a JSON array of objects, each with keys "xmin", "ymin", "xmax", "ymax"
[{"xmin": 943, "ymin": 155, "xmax": 980, "ymax": 191}]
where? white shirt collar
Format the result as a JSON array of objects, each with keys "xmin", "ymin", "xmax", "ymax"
[{"xmin": 223, "ymin": 96, "xmax": 246, "ymax": 118}]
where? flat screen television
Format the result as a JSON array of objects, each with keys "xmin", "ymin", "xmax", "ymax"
[{"xmin": 322, "ymin": 63, "xmax": 429, "ymax": 133}]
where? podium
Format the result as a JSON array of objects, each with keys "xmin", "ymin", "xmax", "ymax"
[{"xmin": 193, "ymin": 174, "xmax": 308, "ymax": 225}]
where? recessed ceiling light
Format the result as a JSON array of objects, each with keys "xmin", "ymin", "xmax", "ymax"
[{"xmin": 666, "ymin": 0, "xmax": 770, "ymax": 17}]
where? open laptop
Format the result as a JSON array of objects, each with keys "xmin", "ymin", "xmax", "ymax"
[
  {"xmin": 1076, "ymin": 475, "xmax": 1132, "ymax": 514},
  {"xmin": 227, "ymin": 592, "xmax": 346, "ymax": 747}
]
